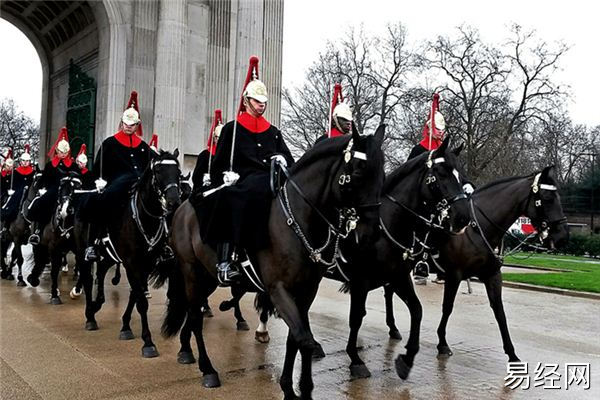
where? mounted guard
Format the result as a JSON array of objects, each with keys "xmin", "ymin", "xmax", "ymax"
[
  {"xmin": 1, "ymin": 144, "xmax": 35, "ymax": 229},
  {"xmin": 194, "ymin": 56, "xmax": 294, "ymax": 286},
  {"xmin": 191, "ymin": 109, "xmax": 223, "ymax": 190},
  {"xmin": 80, "ymin": 90, "xmax": 154, "ymax": 261},
  {"xmin": 27, "ymin": 128, "xmax": 77, "ymax": 244}
]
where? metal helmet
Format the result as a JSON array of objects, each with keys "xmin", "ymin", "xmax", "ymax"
[
  {"xmin": 244, "ymin": 79, "xmax": 268, "ymax": 103},
  {"xmin": 122, "ymin": 107, "xmax": 140, "ymax": 126},
  {"xmin": 332, "ymin": 102, "xmax": 353, "ymax": 121}
]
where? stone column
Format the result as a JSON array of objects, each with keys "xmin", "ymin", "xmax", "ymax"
[{"xmin": 153, "ymin": 0, "xmax": 187, "ymax": 156}]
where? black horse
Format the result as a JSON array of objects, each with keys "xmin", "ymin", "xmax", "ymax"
[
  {"xmin": 0, "ymin": 173, "xmax": 42, "ymax": 285},
  {"xmin": 77, "ymin": 149, "xmax": 181, "ymax": 358},
  {"xmin": 26, "ymin": 174, "xmax": 83, "ymax": 304},
  {"xmin": 384, "ymin": 165, "xmax": 569, "ymax": 363},
  {"xmin": 157, "ymin": 126, "xmax": 386, "ymax": 398},
  {"xmin": 226, "ymin": 139, "xmax": 471, "ymax": 379}
]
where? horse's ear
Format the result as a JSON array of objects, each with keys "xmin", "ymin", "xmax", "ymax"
[
  {"xmin": 435, "ymin": 136, "xmax": 450, "ymax": 155},
  {"xmin": 374, "ymin": 124, "xmax": 385, "ymax": 148},
  {"xmin": 452, "ymin": 142, "xmax": 464, "ymax": 156},
  {"xmin": 351, "ymin": 122, "xmax": 360, "ymax": 142},
  {"xmin": 173, "ymin": 148, "xmax": 180, "ymax": 159},
  {"xmin": 542, "ymin": 165, "xmax": 556, "ymax": 181}
]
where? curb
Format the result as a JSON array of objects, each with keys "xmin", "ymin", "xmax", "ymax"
[{"xmin": 501, "ymin": 281, "xmax": 600, "ymax": 301}]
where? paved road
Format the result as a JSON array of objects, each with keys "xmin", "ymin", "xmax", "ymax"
[{"xmin": 1, "ymin": 256, "xmax": 598, "ymax": 399}]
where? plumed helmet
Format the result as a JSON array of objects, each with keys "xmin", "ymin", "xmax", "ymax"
[
  {"xmin": 333, "ymin": 102, "xmax": 353, "ymax": 121},
  {"xmin": 122, "ymin": 107, "xmax": 140, "ymax": 126},
  {"xmin": 76, "ymin": 144, "xmax": 87, "ymax": 165},
  {"xmin": 244, "ymin": 79, "xmax": 268, "ymax": 103},
  {"xmin": 149, "ymin": 134, "xmax": 159, "ymax": 153},
  {"xmin": 5, "ymin": 157, "xmax": 14, "ymax": 168},
  {"xmin": 20, "ymin": 144, "xmax": 31, "ymax": 161},
  {"xmin": 214, "ymin": 123, "xmax": 223, "ymax": 139},
  {"xmin": 57, "ymin": 138, "xmax": 70, "ymax": 154},
  {"xmin": 426, "ymin": 111, "xmax": 446, "ymax": 132}
]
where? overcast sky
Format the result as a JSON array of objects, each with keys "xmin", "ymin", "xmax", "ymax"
[{"xmin": 1, "ymin": 0, "xmax": 598, "ymax": 126}]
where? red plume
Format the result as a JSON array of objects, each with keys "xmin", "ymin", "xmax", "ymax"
[
  {"xmin": 77, "ymin": 144, "xmax": 87, "ymax": 157},
  {"xmin": 328, "ymin": 83, "xmax": 344, "ymax": 138},
  {"xmin": 420, "ymin": 93, "xmax": 443, "ymax": 151},
  {"xmin": 149, "ymin": 134, "xmax": 158, "ymax": 150},
  {"xmin": 125, "ymin": 90, "xmax": 143, "ymax": 137},
  {"xmin": 207, "ymin": 109, "xmax": 223, "ymax": 155},
  {"xmin": 24, "ymin": 144, "xmax": 30, "ymax": 154},
  {"xmin": 6, "ymin": 149, "xmax": 13, "ymax": 159},
  {"xmin": 238, "ymin": 56, "xmax": 260, "ymax": 114},
  {"xmin": 47, "ymin": 127, "xmax": 71, "ymax": 158}
]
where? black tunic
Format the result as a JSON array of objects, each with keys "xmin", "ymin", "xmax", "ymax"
[
  {"xmin": 191, "ymin": 150, "xmax": 211, "ymax": 189},
  {"xmin": 79, "ymin": 132, "xmax": 152, "ymax": 224},
  {"xmin": 1, "ymin": 167, "xmax": 35, "ymax": 223},
  {"xmin": 27, "ymin": 159, "xmax": 77, "ymax": 224},
  {"xmin": 198, "ymin": 116, "xmax": 294, "ymax": 250}
]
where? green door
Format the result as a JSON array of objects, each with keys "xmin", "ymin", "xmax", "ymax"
[{"xmin": 66, "ymin": 60, "xmax": 96, "ymax": 163}]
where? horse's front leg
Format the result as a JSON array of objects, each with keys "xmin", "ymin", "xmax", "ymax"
[
  {"xmin": 393, "ymin": 273, "xmax": 422, "ymax": 379},
  {"xmin": 436, "ymin": 276, "xmax": 461, "ymax": 357},
  {"xmin": 49, "ymin": 248, "xmax": 63, "ymax": 305},
  {"xmin": 255, "ymin": 304, "xmax": 270, "ymax": 343},
  {"xmin": 26, "ymin": 243, "xmax": 47, "ymax": 287},
  {"xmin": 14, "ymin": 243, "xmax": 26, "ymax": 286},
  {"xmin": 127, "ymin": 266, "xmax": 159, "ymax": 358},
  {"xmin": 346, "ymin": 283, "xmax": 371, "ymax": 378},
  {"xmin": 177, "ymin": 313, "xmax": 196, "ymax": 364},
  {"xmin": 384, "ymin": 284, "xmax": 402, "ymax": 340},
  {"xmin": 231, "ymin": 285, "xmax": 249, "ymax": 330},
  {"xmin": 79, "ymin": 261, "xmax": 99, "ymax": 330},
  {"xmin": 484, "ymin": 270, "xmax": 519, "ymax": 362}
]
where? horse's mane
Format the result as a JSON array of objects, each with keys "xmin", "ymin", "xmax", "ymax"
[
  {"xmin": 475, "ymin": 173, "xmax": 534, "ymax": 193},
  {"xmin": 383, "ymin": 151, "xmax": 430, "ymax": 193},
  {"xmin": 289, "ymin": 136, "xmax": 352, "ymax": 174}
]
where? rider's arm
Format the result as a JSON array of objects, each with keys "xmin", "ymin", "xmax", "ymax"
[
  {"xmin": 274, "ymin": 127, "xmax": 295, "ymax": 167},
  {"xmin": 210, "ymin": 121, "xmax": 234, "ymax": 185}
]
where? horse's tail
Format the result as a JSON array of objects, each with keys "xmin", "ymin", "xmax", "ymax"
[
  {"xmin": 148, "ymin": 255, "xmax": 173, "ymax": 289},
  {"xmin": 160, "ymin": 261, "xmax": 187, "ymax": 338},
  {"xmin": 338, "ymin": 282, "xmax": 351, "ymax": 294},
  {"xmin": 254, "ymin": 291, "xmax": 278, "ymax": 318}
]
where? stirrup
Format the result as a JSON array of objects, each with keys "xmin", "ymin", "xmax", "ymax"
[
  {"xmin": 84, "ymin": 246, "xmax": 99, "ymax": 262},
  {"xmin": 216, "ymin": 262, "xmax": 240, "ymax": 287}
]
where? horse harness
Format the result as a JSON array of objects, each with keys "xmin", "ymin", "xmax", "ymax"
[
  {"xmin": 130, "ymin": 159, "xmax": 180, "ymax": 252},
  {"xmin": 53, "ymin": 176, "xmax": 83, "ymax": 238},
  {"xmin": 277, "ymin": 139, "xmax": 375, "ymax": 267}
]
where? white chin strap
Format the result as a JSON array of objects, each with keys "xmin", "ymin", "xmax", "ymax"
[{"xmin": 532, "ymin": 173, "xmax": 557, "ymax": 193}]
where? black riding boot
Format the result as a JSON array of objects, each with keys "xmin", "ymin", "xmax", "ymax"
[
  {"xmin": 216, "ymin": 243, "xmax": 240, "ymax": 286},
  {"xmin": 84, "ymin": 224, "xmax": 100, "ymax": 262},
  {"xmin": 28, "ymin": 222, "xmax": 40, "ymax": 245}
]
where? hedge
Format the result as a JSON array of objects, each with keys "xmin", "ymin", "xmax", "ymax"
[{"xmin": 504, "ymin": 232, "xmax": 600, "ymax": 258}]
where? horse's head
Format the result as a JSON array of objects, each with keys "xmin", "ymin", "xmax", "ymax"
[
  {"xmin": 335, "ymin": 124, "xmax": 386, "ymax": 247},
  {"xmin": 147, "ymin": 149, "xmax": 182, "ymax": 214},
  {"xmin": 387, "ymin": 137, "xmax": 470, "ymax": 235},
  {"xmin": 527, "ymin": 166, "xmax": 569, "ymax": 250},
  {"xmin": 57, "ymin": 174, "xmax": 82, "ymax": 221},
  {"xmin": 179, "ymin": 172, "xmax": 192, "ymax": 202}
]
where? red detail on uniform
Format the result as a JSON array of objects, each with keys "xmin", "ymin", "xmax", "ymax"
[
  {"xmin": 419, "ymin": 93, "xmax": 444, "ymax": 151},
  {"xmin": 16, "ymin": 165, "xmax": 33, "ymax": 175},
  {"xmin": 207, "ymin": 109, "xmax": 223, "ymax": 155},
  {"xmin": 114, "ymin": 130, "xmax": 142, "ymax": 148},
  {"xmin": 149, "ymin": 134, "xmax": 158, "ymax": 149},
  {"xmin": 238, "ymin": 56, "xmax": 260, "ymax": 114},
  {"xmin": 329, "ymin": 127, "xmax": 345, "ymax": 138},
  {"xmin": 237, "ymin": 112, "xmax": 271, "ymax": 134},
  {"xmin": 125, "ymin": 90, "xmax": 144, "ymax": 137},
  {"xmin": 51, "ymin": 156, "xmax": 73, "ymax": 168},
  {"xmin": 329, "ymin": 83, "xmax": 344, "ymax": 138},
  {"xmin": 1, "ymin": 170, "xmax": 10, "ymax": 177},
  {"xmin": 79, "ymin": 167, "xmax": 89, "ymax": 174},
  {"xmin": 47, "ymin": 127, "xmax": 71, "ymax": 159}
]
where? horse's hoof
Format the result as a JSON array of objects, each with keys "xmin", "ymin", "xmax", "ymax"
[
  {"xmin": 85, "ymin": 321, "xmax": 98, "ymax": 331},
  {"xmin": 202, "ymin": 308, "xmax": 214, "ymax": 318},
  {"xmin": 218, "ymin": 300, "xmax": 231, "ymax": 312},
  {"xmin": 312, "ymin": 343, "xmax": 326, "ymax": 359},
  {"xmin": 283, "ymin": 394, "xmax": 300, "ymax": 400},
  {"xmin": 202, "ymin": 373, "xmax": 221, "ymax": 388},
  {"xmin": 255, "ymin": 331, "xmax": 270, "ymax": 343},
  {"xmin": 50, "ymin": 297, "xmax": 63, "ymax": 305},
  {"xmin": 5, "ymin": 274, "xmax": 15, "ymax": 281},
  {"xmin": 350, "ymin": 363, "xmax": 371, "ymax": 378},
  {"xmin": 111, "ymin": 277, "xmax": 120, "ymax": 285},
  {"xmin": 395, "ymin": 356, "xmax": 411, "ymax": 380},
  {"xmin": 119, "ymin": 330, "xmax": 135, "ymax": 340},
  {"xmin": 437, "ymin": 346, "xmax": 453, "ymax": 358},
  {"xmin": 237, "ymin": 320, "xmax": 250, "ymax": 331},
  {"xmin": 16, "ymin": 279, "xmax": 26, "ymax": 287},
  {"xmin": 0, "ymin": 270, "xmax": 7, "ymax": 279},
  {"xmin": 389, "ymin": 329, "xmax": 402, "ymax": 341},
  {"xmin": 144, "ymin": 291, "xmax": 152, "ymax": 299},
  {"xmin": 69, "ymin": 287, "xmax": 82, "ymax": 299},
  {"xmin": 142, "ymin": 345, "xmax": 159, "ymax": 358},
  {"xmin": 62, "ymin": 266, "xmax": 69, "ymax": 273},
  {"xmin": 177, "ymin": 351, "xmax": 196, "ymax": 364},
  {"xmin": 26, "ymin": 275, "xmax": 39, "ymax": 287}
]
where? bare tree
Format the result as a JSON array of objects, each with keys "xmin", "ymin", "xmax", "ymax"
[{"xmin": 0, "ymin": 98, "xmax": 40, "ymax": 162}]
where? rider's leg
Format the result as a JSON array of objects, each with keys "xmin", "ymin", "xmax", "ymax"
[{"xmin": 216, "ymin": 243, "xmax": 240, "ymax": 286}]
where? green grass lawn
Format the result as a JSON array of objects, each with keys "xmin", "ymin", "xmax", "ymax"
[{"xmin": 502, "ymin": 253, "xmax": 600, "ymax": 293}]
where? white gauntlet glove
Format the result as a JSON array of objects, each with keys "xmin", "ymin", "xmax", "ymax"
[
  {"xmin": 7, "ymin": 189, "xmax": 14, "ymax": 196},
  {"xmin": 38, "ymin": 188, "xmax": 47, "ymax": 196},
  {"xmin": 202, "ymin": 173, "xmax": 211, "ymax": 187},
  {"xmin": 222, "ymin": 171, "xmax": 240, "ymax": 186},
  {"xmin": 271, "ymin": 154, "xmax": 288, "ymax": 167},
  {"xmin": 95, "ymin": 178, "xmax": 107, "ymax": 192},
  {"xmin": 463, "ymin": 183, "xmax": 474, "ymax": 195}
]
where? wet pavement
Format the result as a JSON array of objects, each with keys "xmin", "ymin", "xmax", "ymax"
[{"xmin": 1, "ymin": 251, "xmax": 599, "ymax": 400}]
